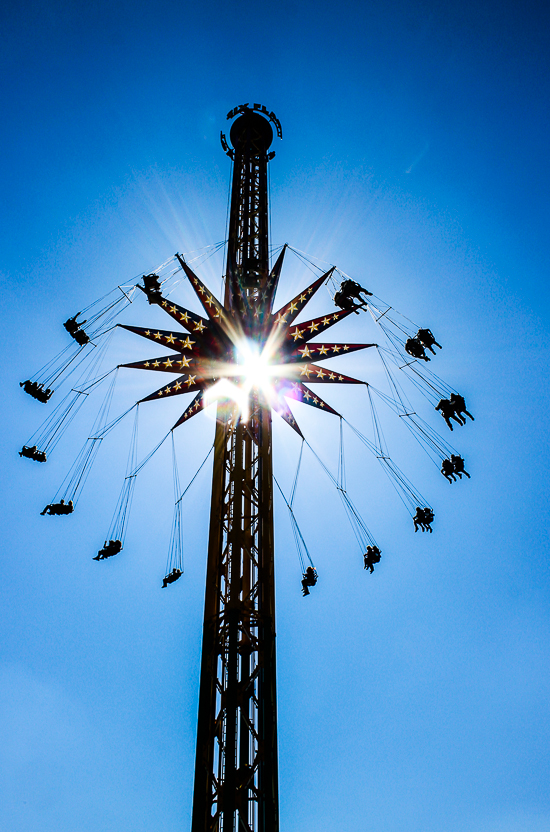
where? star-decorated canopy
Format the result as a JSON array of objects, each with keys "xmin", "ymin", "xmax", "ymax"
[{"xmin": 119, "ymin": 251, "xmax": 377, "ymax": 436}]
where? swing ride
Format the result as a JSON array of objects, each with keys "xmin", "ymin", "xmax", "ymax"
[{"xmin": 19, "ymin": 104, "xmax": 474, "ymax": 832}]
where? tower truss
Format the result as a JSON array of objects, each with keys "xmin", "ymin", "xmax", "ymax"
[{"xmin": 193, "ymin": 108, "xmax": 279, "ymax": 832}]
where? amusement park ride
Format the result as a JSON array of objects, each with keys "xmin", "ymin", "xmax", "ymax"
[{"xmin": 19, "ymin": 104, "xmax": 474, "ymax": 832}]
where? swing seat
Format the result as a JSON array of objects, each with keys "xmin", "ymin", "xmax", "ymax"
[{"xmin": 162, "ymin": 568, "xmax": 182, "ymax": 587}]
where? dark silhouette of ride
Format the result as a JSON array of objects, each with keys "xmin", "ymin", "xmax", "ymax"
[
  {"xmin": 301, "ymin": 566, "xmax": 318, "ymax": 596},
  {"xmin": 363, "ymin": 545, "xmax": 381, "ymax": 573},
  {"xmin": 19, "ymin": 445, "xmax": 47, "ymax": 463},
  {"xmin": 93, "ymin": 539, "xmax": 122, "ymax": 560},
  {"xmin": 20, "ymin": 380, "xmax": 53, "ymax": 403},
  {"xmin": 162, "ymin": 568, "xmax": 183, "ymax": 587},
  {"xmin": 40, "ymin": 499, "xmax": 74, "ymax": 516},
  {"xmin": 413, "ymin": 506, "xmax": 434, "ymax": 533}
]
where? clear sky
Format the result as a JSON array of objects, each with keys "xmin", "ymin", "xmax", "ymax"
[{"xmin": 1, "ymin": 1, "xmax": 549, "ymax": 831}]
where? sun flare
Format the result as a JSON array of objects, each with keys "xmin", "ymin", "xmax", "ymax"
[{"xmin": 236, "ymin": 341, "xmax": 275, "ymax": 394}]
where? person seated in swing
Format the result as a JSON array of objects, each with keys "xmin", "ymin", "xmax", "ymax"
[
  {"xmin": 423, "ymin": 507, "xmax": 434, "ymax": 531},
  {"xmin": 40, "ymin": 498, "xmax": 73, "ymax": 516},
  {"xmin": 20, "ymin": 380, "xmax": 52, "ymax": 402},
  {"xmin": 449, "ymin": 393, "xmax": 474, "ymax": 423},
  {"xmin": 39, "ymin": 385, "xmax": 53, "ymax": 402},
  {"xmin": 64, "ymin": 315, "xmax": 90, "ymax": 345},
  {"xmin": 363, "ymin": 545, "xmax": 381, "ymax": 573},
  {"xmin": 140, "ymin": 273, "xmax": 163, "ymax": 304},
  {"xmin": 301, "ymin": 566, "xmax": 318, "ymax": 596},
  {"xmin": 451, "ymin": 454, "xmax": 470, "ymax": 479},
  {"xmin": 35, "ymin": 384, "xmax": 53, "ymax": 403},
  {"xmin": 21, "ymin": 444, "xmax": 47, "ymax": 462},
  {"xmin": 63, "ymin": 315, "xmax": 87, "ymax": 335},
  {"xmin": 440, "ymin": 458, "xmax": 456, "ymax": 483},
  {"xmin": 416, "ymin": 328, "xmax": 441, "ymax": 354},
  {"xmin": 334, "ymin": 290, "xmax": 361, "ymax": 314},
  {"xmin": 340, "ymin": 279, "xmax": 372, "ymax": 302},
  {"xmin": 162, "ymin": 568, "xmax": 183, "ymax": 587},
  {"xmin": 94, "ymin": 539, "xmax": 122, "ymax": 560},
  {"xmin": 73, "ymin": 328, "xmax": 90, "ymax": 346},
  {"xmin": 435, "ymin": 398, "xmax": 464, "ymax": 431},
  {"xmin": 405, "ymin": 337, "xmax": 430, "ymax": 361},
  {"xmin": 20, "ymin": 379, "xmax": 35, "ymax": 394},
  {"xmin": 413, "ymin": 506, "xmax": 434, "ymax": 532}
]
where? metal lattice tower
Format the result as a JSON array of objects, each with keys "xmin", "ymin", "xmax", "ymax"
[{"xmin": 192, "ymin": 108, "xmax": 280, "ymax": 832}]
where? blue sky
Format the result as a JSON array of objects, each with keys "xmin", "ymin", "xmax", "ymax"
[{"xmin": 1, "ymin": 1, "xmax": 550, "ymax": 830}]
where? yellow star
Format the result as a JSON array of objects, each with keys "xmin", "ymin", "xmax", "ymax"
[
  {"xmin": 312, "ymin": 396, "xmax": 319, "ymax": 404},
  {"xmin": 185, "ymin": 374, "xmax": 197, "ymax": 387},
  {"xmin": 153, "ymin": 360, "xmax": 160, "ymax": 367},
  {"xmin": 275, "ymin": 313, "xmax": 287, "ymax": 325},
  {"xmin": 298, "ymin": 346, "xmax": 311, "ymax": 358},
  {"xmin": 194, "ymin": 399, "xmax": 200, "ymax": 410},
  {"xmin": 163, "ymin": 358, "xmax": 173, "ymax": 367},
  {"xmin": 338, "ymin": 375, "xmax": 344, "ymax": 381},
  {"xmin": 165, "ymin": 333, "xmax": 176, "ymax": 344},
  {"xmin": 170, "ymin": 305, "xmax": 177, "ymax": 313},
  {"xmin": 158, "ymin": 390, "xmax": 163, "ymax": 396},
  {"xmin": 174, "ymin": 381, "xmax": 182, "ymax": 390},
  {"xmin": 322, "ymin": 317, "xmax": 331, "ymax": 326},
  {"xmin": 206, "ymin": 295, "xmax": 214, "ymax": 306},
  {"xmin": 308, "ymin": 320, "xmax": 320, "ymax": 333},
  {"xmin": 343, "ymin": 345, "xmax": 349, "ymax": 351},
  {"xmin": 291, "ymin": 328, "xmax": 303, "ymax": 341},
  {"xmin": 162, "ymin": 300, "xmax": 167, "ymax": 307},
  {"xmin": 144, "ymin": 361, "xmax": 150, "ymax": 367},
  {"xmin": 179, "ymin": 311, "xmax": 190, "ymax": 323},
  {"xmin": 154, "ymin": 331, "xmax": 162, "ymax": 340},
  {"xmin": 181, "ymin": 337, "xmax": 195, "ymax": 350},
  {"xmin": 299, "ymin": 293, "xmax": 306, "ymax": 303},
  {"xmin": 307, "ymin": 287, "xmax": 313, "ymax": 294},
  {"xmin": 164, "ymin": 386, "xmax": 171, "ymax": 394},
  {"xmin": 318, "ymin": 345, "xmax": 329, "ymax": 356},
  {"xmin": 315, "ymin": 368, "xmax": 326, "ymax": 379},
  {"xmin": 179, "ymin": 356, "xmax": 191, "ymax": 368},
  {"xmin": 300, "ymin": 365, "xmax": 312, "ymax": 378},
  {"xmin": 320, "ymin": 401, "xmax": 325, "ymax": 408},
  {"xmin": 332, "ymin": 345, "xmax": 341, "ymax": 353},
  {"xmin": 194, "ymin": 321, "xmax": 206, "ymax": 333},
  {"xmin": 328, "ymin": 372, "xmax": 336, "ymax": 380},
  {"xmin": 198, "ymin": 285, "xmax": 205, "ymax": 294},
  {"xmin": 289, "ymin": 301, "xmax": 298, "ymax": 313},
  {"xmin": 333, "ymin": 313, "xmax": 339, "ymax": 320},
  {"xmin": 144, "ymin": 330, "xmax": 151, "ymax": 336},
  {"xmin": 303, "ymin": 390, "xmax": 311, "ymax": 400}
]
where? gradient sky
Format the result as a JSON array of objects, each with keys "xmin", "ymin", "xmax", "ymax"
[{"xmin": 1, "ymin": 1, "xmax": 550, "ymax": 831}]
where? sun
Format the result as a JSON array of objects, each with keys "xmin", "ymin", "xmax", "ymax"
[{"xmin": 236, "ymin": 341, "xmax": 275, "ymax": 393}]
